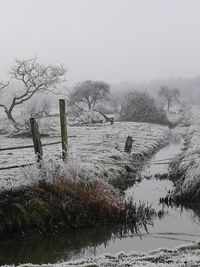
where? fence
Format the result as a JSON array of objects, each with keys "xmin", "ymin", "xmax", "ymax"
[{"xmin": 0, "ymin": 99, "xmax": 68, "ymax": 171}]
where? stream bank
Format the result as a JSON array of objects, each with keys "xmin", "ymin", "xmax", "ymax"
[
  {"xmin": 165, "ymin": 106, "xmax": 200, "ymax": 204},
  {"xmin": 125, "ymin": 127, "xmax": 200, "ymax": 248}
]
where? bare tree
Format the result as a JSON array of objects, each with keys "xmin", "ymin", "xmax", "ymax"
[
  {"xmin": 0, "ymin": 81, "xmax": 9, "ymax": 93},
  {"xmin": 0, "ymin": 57, "xmax": 66, "ymax": 129},
  {"xmin": 68, "ymin": 80, "xmax": 111, "ymax": 123},
  {"xmin": 0, "ymin": 81, "xmax": 9, "ymax": 116},
  {"xmin": 158, "ymin": 86, "xmax": 180, "ymax": 112},
  {"xmin": 69, "ymin": 80, "xmax": 110, "ymax": 112},
  {"xmin": 0, "ymin": 81, "xmax": 9, "ymax": 104},
  {"xmin": 21, "ymin": 99, "xmax": 52, "ymax": 129}
]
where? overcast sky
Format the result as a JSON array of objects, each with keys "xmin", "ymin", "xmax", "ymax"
[{"xmin": 1, "ymin": 0, "xmax": 200, "ymax": 85}]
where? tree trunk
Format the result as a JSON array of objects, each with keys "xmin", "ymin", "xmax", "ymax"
[
  {"xmin": 88, "ymin": 102, "xmax": 92, "ymax": 111},
  {"xmin": 167, "ymin": 101, "xmax": 171, "ymax": 112},
  {"xmin": 5, "ymin": 109, "xmax": 19, "ymax": 130},
  {"xmin": 94, "ymin": 109, "xmax": 114, "ymax": 124}
]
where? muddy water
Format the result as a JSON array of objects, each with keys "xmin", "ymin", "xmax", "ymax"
[{"xmin": 1, "ymin": 129, "xmax": 200, "ymax": 265}]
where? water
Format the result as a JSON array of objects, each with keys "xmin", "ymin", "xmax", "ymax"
[
  {"xmin": 125, "ymin": 129, "xmax": 200, "ymax": 249},
  {"xmin": 1, "ymin": 128, "xmax": 200, "ymax": 265}
]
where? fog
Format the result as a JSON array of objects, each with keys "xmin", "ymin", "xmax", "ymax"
[
  {"xmin": 1, "ymin": 0, "xmax": 200, "ymax": 86},
  {"xmin": 111, "ymin": 76, "xmax": 200, "ymax": 105}
]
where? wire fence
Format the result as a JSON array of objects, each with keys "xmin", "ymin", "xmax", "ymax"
[
  {"xmin": 0, "ymin": 99, "xmax": 68, "ymax": 171},
  {"xmin": 152, "ymin": 150, "xmax": 200, "ymax": 165},
  {"xmin": 0, "ymin": 141, "xmax": 62, "ymax": 171},
  {"xmin": 0, "ymin": 141, "xmax": 61, "ymax": 152}
]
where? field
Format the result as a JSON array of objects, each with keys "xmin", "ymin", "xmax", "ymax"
[
  {"xmin": 2, "ymin": 107, "xmax": 199, "ymax": 267},
  {"xmin": 0, "ymin": 115, "xmax": 169, "ymax": 190}
]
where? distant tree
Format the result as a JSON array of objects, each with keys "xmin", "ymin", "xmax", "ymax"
[
  {"xmin": 69, "ymin": 80, "xmax": 110, "ymax": 111},
  {"xmin": 120, "ymin": 90, "xmax": 168, "ymax": 124},
  {"xmin": 26, "ymin": 99, "xmax": 51, "ymax": 118},
  {"xmin": 158, "ymin": 86, "xmax": 180, "ymax": 112},
  {"xmin": 69, "ymin": 80, "xmax": 111, "ymax": 123},
  {"xmin": 0, "ymin": 57, "xmax": 66, "ymax": 129},
  {"xmin": 21, "ymin": 99, "xmax": 52, "ymax": 129}
]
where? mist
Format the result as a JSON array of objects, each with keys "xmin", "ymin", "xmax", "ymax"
[
  {"xmin": 2, "ymin": 1, "xmax": 200, "ymax": 265},
  {"xmin": 1, "ymin": 0, "xmax": 200, "ymax": 86}
]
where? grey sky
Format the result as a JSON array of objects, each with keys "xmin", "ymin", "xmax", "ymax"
[{"xmin": 1, "ymin": 0, "xmax": 200, "ymax": 85}]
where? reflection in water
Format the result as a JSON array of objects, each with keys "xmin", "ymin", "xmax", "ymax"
[
  {"xmin": 1, "ymin": 198, "xmax": 200, "ymax": 266},
  {"xmin": 0, "ymin": 226, "xmax": 140, "ymax": 265},
  {"xmin": 0, "ymin": 228, "xmax": 103, "ymax": 264}
]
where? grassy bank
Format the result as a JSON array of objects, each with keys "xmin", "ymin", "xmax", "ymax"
[
  {"xmin": 0, "ymin": 119, "xmax": 171, "ymax": 236},
  {"xmin": 166, "ymin": 107, "xmax": 200, "ymax": 204},
  {"xmin": 0, "ymin": 163, "xmax": 154, "ymax": 236},
  {"xmin": 8, "ymin": 241, "xmax": 200, "ymax": 267}
]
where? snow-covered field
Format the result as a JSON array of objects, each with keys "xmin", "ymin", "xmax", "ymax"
[
  {"xmin": 1, "ymin": 107, "xmax": 200, "ymax": 266},
  {"xmin": 0, "ymin": 117, "xmax": 169, "ymax": 190},
  {"xmin": 4, "ymin": 241, "xmax": 200, "ymax": 267}
]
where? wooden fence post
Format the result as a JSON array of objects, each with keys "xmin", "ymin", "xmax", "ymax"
[
  {"xmin": 30, "ymin": 118, "xmax": 43, "ymax": 162},
  {"xmin": 124, "ymin": 136, "xmax": 133, "ymax": 153},
  {"xmin": 59, "ymin": 99, "xmax": 68, "ymax": 161}
]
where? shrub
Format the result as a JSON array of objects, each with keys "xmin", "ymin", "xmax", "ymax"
[
  {"xmin": 120, "ymin": 90, "xmax": 168, "ymax": 125},
  {"xmin": 0, "ymin": 156, "xmax": 155, "ymax": 236},
  {"xmin": 0, "ymin": 170, "xmax": 154, "ymax": 236}
]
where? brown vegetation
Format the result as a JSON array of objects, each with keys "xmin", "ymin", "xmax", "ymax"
[{"xmin": 0, "ymin": 174, "xmax": 154, "ymax": 237}]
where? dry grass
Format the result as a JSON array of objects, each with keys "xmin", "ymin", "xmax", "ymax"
[{"xmin": 0, "ymin": 173, "xmax": 154, "ymax": 236}]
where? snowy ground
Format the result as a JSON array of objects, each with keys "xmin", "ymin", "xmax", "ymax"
[
  {"xmin": 1, "ymin": 106, "xmax": 199, "ymax": 266},
  {"xmin": 3, "ymin": 241, "xmax": 200, "ymax": 267},
  {"xmin": 0, "ymin": 118, "xmax": 169, "ymax": 190},
  {"xmin": 169, "ymin": 105, "xmax": 200, "ymax": 200},
  {"xmin": 167, "ymin": 105, "xmax": 185, "ymax": 125}
]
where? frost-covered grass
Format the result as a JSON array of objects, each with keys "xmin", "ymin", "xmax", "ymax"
[
  {"xmin": 166, "ymin": 105, "xmax": 191, "ymax": 128},
  {"xmin": 0, "ymin": 118, "xmax": 169, "ymax": 190},
  {"xmin": 169, "ymin": 106, "xmax": 200, "ymax": 202},
  {"xmin": 0, "ymin": 159, "xmax": 155, "ymax": 236},
  {"xmin": 4, "ymin": 241, "xmax": 200, "ymax": 266}
]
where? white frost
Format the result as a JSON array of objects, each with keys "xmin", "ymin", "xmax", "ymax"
[
  {"xmin": 3, "ymin": 241, "xmax": 200, "ymax": 267},
  {"xmin": 0, "ymin": 120, "xmax": 169, "ymax": 190}
]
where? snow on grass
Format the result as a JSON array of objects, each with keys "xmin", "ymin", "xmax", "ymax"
[
  {"xmin": 0, "ymin": 119, "xmax": 169, "ymax": 190},
  {"xmin": 166, "ymin": 105, "xmax": 185, "ymax": 125},
  {"xmin": 3, "ymin": 241, "xmax": 200, "ymax": 267},
  {"xmin": 169, "ymin": 105, "xmax": 200, "ymax": 201}
]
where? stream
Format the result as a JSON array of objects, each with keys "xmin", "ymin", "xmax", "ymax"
[{"xmin": 1, "ymin": 128, "xmax": 200, "ymax": 265}]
